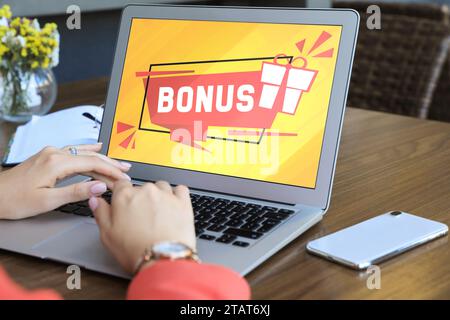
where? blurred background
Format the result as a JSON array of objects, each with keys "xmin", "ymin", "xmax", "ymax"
[{"xmin": 2, "ymin": 0, "xmax": 449, "ymax": 122}]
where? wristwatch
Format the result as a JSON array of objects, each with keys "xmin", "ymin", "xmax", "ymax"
[{"xmin": 133, "ymin": 241, "xmax": 200, "ymax": 274}]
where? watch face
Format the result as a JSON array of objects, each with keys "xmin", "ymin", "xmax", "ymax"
[{"xmin": 153, "ymin": 242, "xmax": 190, "ymax": 257}]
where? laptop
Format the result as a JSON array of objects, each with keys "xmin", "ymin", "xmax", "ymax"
[{"xmin": 0, "ymin": 5, "xmax": 359, "ymax": 278}]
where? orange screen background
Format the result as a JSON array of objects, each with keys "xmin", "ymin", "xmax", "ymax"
[{"xmin": 108, "ymin": 18, "xmax": 342, "ymax": 189}]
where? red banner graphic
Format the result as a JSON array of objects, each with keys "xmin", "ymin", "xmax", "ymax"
[{"xmin": 139, "ymin": 57, "xmax": 317, "ymax": 142}]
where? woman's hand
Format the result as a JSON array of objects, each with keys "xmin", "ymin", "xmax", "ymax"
[
  {"xmin": 0, "ymin": 143, "xmax": 131, "ymax": 220},
  {"xmin": 89, "ymin": 180, "xmax": 195, "ymax": 274}
]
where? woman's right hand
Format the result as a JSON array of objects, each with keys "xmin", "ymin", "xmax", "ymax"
[{"xmin": 88, "ymin": 180, "xmax": 196, "ymax": 274}]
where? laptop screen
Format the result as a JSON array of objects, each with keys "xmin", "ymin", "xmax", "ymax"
[{"xmin": 107, "ymin": 18, "xmax": 342, "ymax": 189}]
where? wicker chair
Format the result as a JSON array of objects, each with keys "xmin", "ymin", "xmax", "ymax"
[
  {"xmin": 429, "ymin": 44, "xmax": 450, "ymax": 122},
  {"xmin": 333, "ymin": 1, "xmax": 450, "ymax": 119}
]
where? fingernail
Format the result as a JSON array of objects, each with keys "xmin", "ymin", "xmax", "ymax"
[
  {"xmin": 97, "ymin": 142, "xmax": 103, "ymax": 145},
  {"xmin": 123, "ymin": 173, "xmax": 132, "ymax": 181},
  {"xmin": 120, "ymin": 161, "xmax": 132, "ymax": 168},
  {"xmin": 88, "ymin": 197, "xmax": 98, "ymax": 211},
  {"xmin": 90, "ymin": 182, "xmax": 107, "ymax": 195}
]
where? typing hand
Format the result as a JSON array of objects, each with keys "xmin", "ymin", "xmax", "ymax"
[
  {"xmin": 0, "ymin": 144, "xmax": 131, "ymax": 220},
  {"xmin": 89, "ymin": 180, "xmax": 196, "ymax": 274}
]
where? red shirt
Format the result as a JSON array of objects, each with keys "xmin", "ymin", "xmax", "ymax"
[{"xmin": 0, "ymin": 260, "xmax": 250, "ymax": 300}]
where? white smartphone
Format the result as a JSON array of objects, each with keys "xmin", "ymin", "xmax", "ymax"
[{"xmin": 306, "ymin": 211, "xmax": 448, "ymax": 270}]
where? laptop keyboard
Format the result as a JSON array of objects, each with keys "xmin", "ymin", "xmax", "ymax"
[{"xmin": 57, "ymin": 190, "xmax": 296, "ymax": 248}]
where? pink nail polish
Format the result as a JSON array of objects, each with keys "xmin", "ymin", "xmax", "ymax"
[
  {"xmin": 90, "ymin": 182, "xmax": 107, "ymax": 195},
  {"xmin": 121, "ymin": 161, "xmax": 132, "ymax": 168},
  {"xmin": 88, "ymin": 197, "xmax": 98, "ymax": 211}
]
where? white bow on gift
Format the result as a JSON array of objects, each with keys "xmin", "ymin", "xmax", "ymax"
[{"xmin": 258, "ymin": 54, "xmax": 318, "ymax": 115}]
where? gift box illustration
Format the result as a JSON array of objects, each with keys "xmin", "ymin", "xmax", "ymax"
[
  {"xmin": 117, "ymin": 32, "xmax": 335, "ymax": 150},
  {"xmin": 259, "ymin": 55, "xmax": 317, "ymax": 115}
]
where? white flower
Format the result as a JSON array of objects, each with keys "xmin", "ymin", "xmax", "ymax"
[
  {"xmin": 2, "ymin": 31, "xmax": 15, "ymax": 47},
  {"xmin": 50, "ymin": 46, "xmax": 59, "ymax": 67},
  {"xmin": 53, "ymin": 31, "xmax": 60, "ymax": 48},
  {"xmin": 10, "ymin": 35, "xmax": 25, "ymax": 49},
  {"xmin": 50, "ymin": 31, "xmax": 60, "ymax": 67},
  {"xmin": 17, "ymin": 35, "xmax": 26, "ymax": 47},
  {"xmin": 31, "ymin": 18, "xmax": 41, "ymax": 31},
  {"xmin": 0, "ymin": 17, "xmax": 8, "ymax": 28}
]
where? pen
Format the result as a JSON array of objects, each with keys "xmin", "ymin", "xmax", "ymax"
[{"xmin": 82, "ymin": 112, "xmax": 102, "ymax": 125}]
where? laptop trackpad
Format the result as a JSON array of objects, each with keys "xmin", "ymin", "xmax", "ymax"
[{"xmin": 32, "ymin": 222, "xmax": 129, "ymax": 278}]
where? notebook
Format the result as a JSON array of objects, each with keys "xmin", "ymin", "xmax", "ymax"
[{"xmin": 2, "ymin": 106, "xmax": 103, "ymax": 166}]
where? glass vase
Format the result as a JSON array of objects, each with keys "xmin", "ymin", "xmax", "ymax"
[{"xmin": 0, "ymin": 66, "xmax": 57, "ymax": 123}]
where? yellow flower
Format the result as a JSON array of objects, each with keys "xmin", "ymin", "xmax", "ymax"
[
  {"xmin": 10, "ymin": 17, "xmax": 21, "ymax": 28},
  {"xmin": 0, "ymin": 44, "xmax": 9, "ymax": 57},
  {"xmin": 47, "ymin": 22, "xmax": 57, "ymax": 31},
  {"xmin": 0, "ymin": 26, "xmax": 7, "ymax": 36},
  {"xmin": 1, "ymin": 5, "xmax": 59, "ymax": 71},
  {"xmin": 0, "ymin": 5, "xmax": 12, "ymax": 19},
  {"xmin": 42, "ymin": 57, "xmax": 49, "ymax": 69}
]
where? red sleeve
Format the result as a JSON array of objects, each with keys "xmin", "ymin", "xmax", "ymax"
[
  {"xmin": 127, "ymin": 260, "xmax": 251, "ymax": 300},
  {"xmin": 0, "ymin": 266, "xmax": 61, "ymax": 300},
  {"xmin": 0, "ymin": 261, "xmax": 250, "ymax": 300}
]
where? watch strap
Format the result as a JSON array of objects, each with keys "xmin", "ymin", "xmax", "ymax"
[{"xmin": 133, "ymin": 243, "xmax": 200, "ymax": 275}]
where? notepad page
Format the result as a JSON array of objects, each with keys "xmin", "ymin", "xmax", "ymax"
[{"xmin": 5, "ymin": 106, "xmax": 103, "ymax": 164}]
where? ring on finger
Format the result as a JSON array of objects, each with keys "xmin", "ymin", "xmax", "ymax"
[{"xmin": 68, "ymin": 146, "xmax": 78, "ymax": 156}]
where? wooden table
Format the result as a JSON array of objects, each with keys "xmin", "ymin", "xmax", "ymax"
[{"xmin": 1, "ymin": 78, "xmax": 449, "ymax": 299}]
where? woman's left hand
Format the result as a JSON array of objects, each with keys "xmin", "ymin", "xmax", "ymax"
[{"xmin": 0, "ymin": 143, "xmax": 131, "ymax": 220}]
